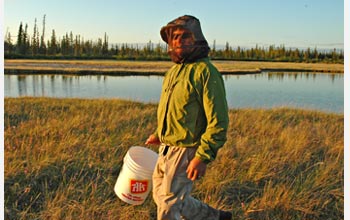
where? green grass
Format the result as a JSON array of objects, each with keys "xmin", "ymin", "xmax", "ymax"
[{"xmin": 4, "ymin": 98, "xmax": 343, "ymax": 220}]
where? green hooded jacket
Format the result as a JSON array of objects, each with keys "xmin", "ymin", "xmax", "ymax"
[{"xmin": 155, "ymin": 57, "xmax": 229, "ymax": 164}]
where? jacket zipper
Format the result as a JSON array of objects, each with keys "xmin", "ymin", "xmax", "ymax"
[{"xmin": 160, "ymin": 63, "xmax": 185, "ymax": 143}]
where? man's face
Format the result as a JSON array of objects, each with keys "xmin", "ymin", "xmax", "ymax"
[{"xmin": 168, "ymin": 28, "xmax": 195, "ymax": 55}]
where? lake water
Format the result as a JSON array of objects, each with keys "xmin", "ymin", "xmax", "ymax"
[{"xmin": 4, "ymin": 72, "xmax": 344, "ymax": 113}]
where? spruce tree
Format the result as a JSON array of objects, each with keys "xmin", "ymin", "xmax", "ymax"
[
  {"xmin": 39, "ymin": 14, "xmax": 47, "ymax": 55},
  {"xmin": 32, "ymin": 18, "xmax": 39, "ymax": 55},
  {"xmin": 5, "ymin": 31, "xmax": 13, "ymax": 54},
  {"xmin": 102, "ymin": 32, "xmax": 109, "ymax": 56},
  {"xmin": 16, "ymin": 22, "xmax": 23, "ymax": 54},
  {"xmin": 23, "ymin": 24, "xmax": 29, "ymax": 55},
  {"xmin": 49, "ymin": 29, "xmax": 57, "ymax": 55}
]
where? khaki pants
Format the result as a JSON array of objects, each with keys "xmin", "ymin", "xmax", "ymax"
[{"xmin": 152, "ymin": 144, "xmax": 220, "ymax": 220}]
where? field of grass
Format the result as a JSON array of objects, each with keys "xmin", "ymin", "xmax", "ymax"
[
  {"xmin": 4, "ymin": 98, "xmax": 343, "ymax": 220},
  {"xmin": 4, "ymin": 59, "xmax": 344, "ymax": 75}
]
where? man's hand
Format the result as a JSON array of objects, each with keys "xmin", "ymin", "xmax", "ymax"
[
  {"xmin": 186, "ymin": 157, "xmax": 207, "ymax": 181},
  {"xmin": 145, "ymin": 134, "xmax": 161, "ymax": 145}
]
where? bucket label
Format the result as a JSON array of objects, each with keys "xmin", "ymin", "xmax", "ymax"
[
  {"xmin": 122, "ymin": 193, "xmax": 143, "ymax": 202},
  {"xmin": 130, "ymin": 180, "xmax": 148, "ymax": 194}
]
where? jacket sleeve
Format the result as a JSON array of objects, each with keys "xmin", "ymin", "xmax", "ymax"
[{"xmin": 195, "ymin": 68, "xmax": 229, "ymax": 164}]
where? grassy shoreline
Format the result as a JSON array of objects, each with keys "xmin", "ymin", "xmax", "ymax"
[
  {"xmin": 4, "ymin": 59, "xmax": 344, "ymax": 75},
  {"xmin": 4, "ymin": 97, "xmax": 343, "ymax": 219}
]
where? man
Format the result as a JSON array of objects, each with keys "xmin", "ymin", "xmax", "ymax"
[{"xmin": 145, "ymin": 15, "xmax": 231, "ymax": 220}]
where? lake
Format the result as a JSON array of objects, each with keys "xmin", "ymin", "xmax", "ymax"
[{"xmin": 4, "ymin": 72, "xmax": 344, "ymax": 113}]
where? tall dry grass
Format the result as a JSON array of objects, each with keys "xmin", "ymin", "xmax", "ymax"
[
  {"xmin": 4, "ymin": 59, "xmax": 344, "ymax": 74},
  {"xmin": 4, "ymin": 98, "xmax": 343, "ymax": 219}
]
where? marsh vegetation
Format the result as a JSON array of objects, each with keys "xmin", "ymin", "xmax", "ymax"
[{"xmin": 4, "ymin": 98, "xmax": 343, "ymax": 219}]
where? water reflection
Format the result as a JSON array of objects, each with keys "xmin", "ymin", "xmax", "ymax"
[
  {"xmin": 4, "ymin": 72, "xmax": 344, "ymax": 113},
  {"xmin": 223, "ymin": 72, "xmax": 341, "ymax": 83},
  {"xmin": 17, "ymin": 76, "xmax": 27, "ymax": 96},
  {"xmin": 265, "ymin": 72, "xmax": 340, "ymax": 83}
]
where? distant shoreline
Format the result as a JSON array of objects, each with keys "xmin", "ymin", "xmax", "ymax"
[{"xmin": 4, "ymin": 59, "xmax": 344, "ymax": 75}]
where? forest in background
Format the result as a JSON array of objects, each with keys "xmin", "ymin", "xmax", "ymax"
[{"xmin": 4, "ymin": 15, "xmax": 344, "ymax": 63}]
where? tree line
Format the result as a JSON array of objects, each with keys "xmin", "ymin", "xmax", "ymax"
[{"xmin": 4, "ymin": 15, "xmax": 344, "ymax": 63}]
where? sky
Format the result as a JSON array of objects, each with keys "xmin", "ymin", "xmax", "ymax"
[{"xmin": 3, "ymin": 0, "xmax": 344, "ymax": 50}]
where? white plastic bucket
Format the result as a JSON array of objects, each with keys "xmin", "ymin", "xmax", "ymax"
[{"xmin": 114, "ymin": 146, "xmax": 158, "ymax": 205}]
